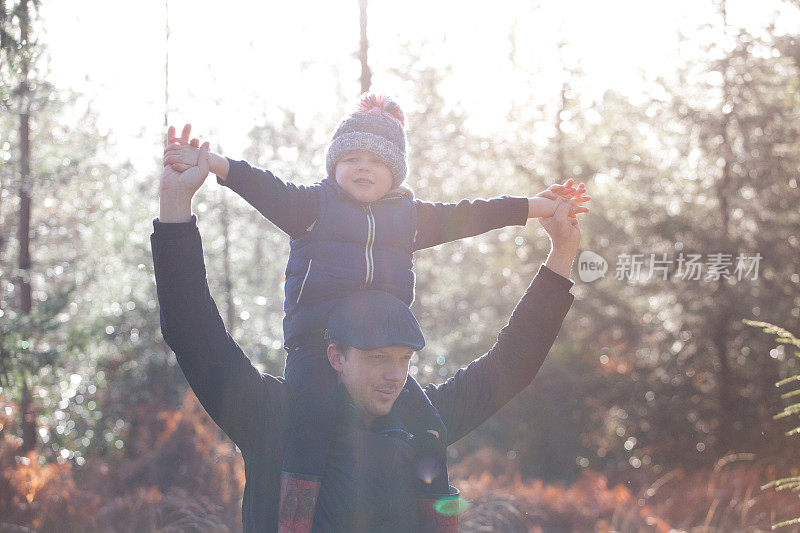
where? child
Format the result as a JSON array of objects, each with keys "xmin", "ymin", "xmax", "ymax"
[{"xmin": 163, "ymin": 93, "xmax": 589, "ymax": 531}]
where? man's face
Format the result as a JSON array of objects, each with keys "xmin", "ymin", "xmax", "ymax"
[
  {"xmin": 328, "ymin": 343, "xmax": 413, "ymax": 425},
  {"xmin": 334, "ymin": 151, "xmax": 394, "ymax": 203}
]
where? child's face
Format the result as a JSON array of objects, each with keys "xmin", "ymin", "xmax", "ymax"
[{"xmin": 334, "ymin": 151, "xmax": 394, "ymax": 203}]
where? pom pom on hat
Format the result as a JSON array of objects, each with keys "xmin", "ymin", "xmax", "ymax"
[{"xmin": 356, "ymin": 93, "xmax": 405, "ymax": 128}]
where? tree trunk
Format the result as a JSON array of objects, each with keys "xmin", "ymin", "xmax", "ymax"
[
  {"xmin": 19, "ymin": 379, "xmax": 36, "ymax": 455},
  {"xmin": 712, "ymin": 1, "xmax": 736, "ymax": 453},
  {"xmin": 220, "ymin": 194, "xmax": 236, "ymax": 329},
  {"xmin": 16, "ymin": 0, "xmax": 36, "ymax": 454},
  {"xmin": 555, "ymin": 81, "xmax": 567, "ymax": 182},
  {"xmin": 17, "ymin": 106, "xmax": 31, "ymax": 312},
  {"xmin": 711, "ymin": 296, "xmax": 735, "ymax": 453},
  {"xmin": 164, "ymin": 0, "xmax": 170, "ymax": 130},
  {"xmin": 358, "ymin": 0, "xmax": 371, "ymax": 94}
]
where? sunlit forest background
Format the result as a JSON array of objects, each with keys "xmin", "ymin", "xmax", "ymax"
[{"xmin": 2, "ymin": 0, "xmax": 800, "ymax": 530}]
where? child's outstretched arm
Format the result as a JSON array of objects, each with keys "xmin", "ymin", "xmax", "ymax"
[
  {"xmin": 412, "ymin": 179, "xmax": 589, "ymax": 251},
  {"xmin": 162, "ymin": 123, "xmax": 319, "ymax": 240}
]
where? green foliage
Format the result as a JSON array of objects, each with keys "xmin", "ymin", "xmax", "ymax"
[
  {"xmin": 559, "ymin": 20, "xmax": 800, "ymax": 476},
  {"xmin": 0, "ymin": 0, "xmax": 51, "ymax": 114},
  {"xmin": 743, "ymin": 319, "xmax": 800, "ymax": 530},
  {"xmin": 0, "ymin": 0, "xmax": 162, "ymax": 460}
]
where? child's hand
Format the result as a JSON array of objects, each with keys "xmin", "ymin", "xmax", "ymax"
[
  {"xmin": 533, "ymin": 179, "xmax": 590, "ymax": 219},
  {"xmin": 528, "ymin": 195, "xmax": 589, "ymax": 219},
  {"xmin": 539, "ymin": 179, "xmax": 583, "ymax": 199},
  {"xmin": 163, "ymin": 125, "xmax": 203, "ymax": 172},
  {"xmin": 538, "ymin": 179, "xmax": 586, "ymax": 201},
  {"xmin": 529, "ymin": 180, "xmax": 590, "ymax": 219}
]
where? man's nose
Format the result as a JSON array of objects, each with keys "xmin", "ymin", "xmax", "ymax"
[{"xmin": 384, "ymin": 364, "xmax": 407, "ymax": 384}]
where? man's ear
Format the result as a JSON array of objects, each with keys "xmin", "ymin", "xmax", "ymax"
[{"xmin": 327, "ymin": 343, "xmax": 344, "ymax": 373}]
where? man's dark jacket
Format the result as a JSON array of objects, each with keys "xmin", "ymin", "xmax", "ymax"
[{"xmin": 151, "ymin": 216, "xmax": 574, "ymax": 531}]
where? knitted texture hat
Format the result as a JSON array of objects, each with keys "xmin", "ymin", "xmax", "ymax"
[{"xmin": 325, "ymin": 93, "xmax": 407, "ymax": 187}]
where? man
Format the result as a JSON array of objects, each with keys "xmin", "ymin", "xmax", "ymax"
[{"xmin": 153, "ymin": 131, "xmax": 580, "ymax": 531}]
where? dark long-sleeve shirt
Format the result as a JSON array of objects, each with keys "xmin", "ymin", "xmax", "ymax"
[
  {"xmin": 217, "ymin": 159, "xmax": 530, "ymax": 250},
  {"xmin": 219, "ymin": 160, "xmax": 534, "ymax": 344},
  {"xmin": 151, "ymin": 216, "xmax": 574, "ymax": 531}
]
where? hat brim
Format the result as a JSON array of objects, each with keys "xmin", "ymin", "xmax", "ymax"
[{"xmin": 326, "ymin": 290, "xmax": 425, "ymax": 351}]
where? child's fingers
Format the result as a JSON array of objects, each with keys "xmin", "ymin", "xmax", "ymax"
[
  {"xmin": 171, "ymin": 163, "xmax": 192, "ymax": 172},
  {"xmin": 190, "ymin": 138, "xmax": 200, "ymax": 148},
  {"xmin": 163, "ymin": 152, "xmax": 195, "ymax": 166},
  {"xmin": 568, "ymin": 206, "xmax": 590, "ymax": 214},
  {"xmin": 163, "ymin": 143, "xmax": 189, "ymax": 154},
  {"xmin": 569, "ymin": 195, "xmax": 591, "ymax": 204},
  {"xmin": 551, "ymin": 189, "xmax": 576, "ymax": 200},
  {"xmin": 559, "ymin": 187, "xmax": 587, "ymax": 200},
  {"xmin": 167, "ymin": 125, "xmax": 176, "ymax": 145},
  {"xmin": 554, "ymin": 185, "xmax": 582, "ymax": 197},
  {"xmin": 163, "ymin": 146, "xmax": 198, "ymax": 164},
  {"xmin": 164, "ymin": 143, "xmax": 199, "ymax": 152},
  {"xmin": 536, "ymin": 191, "xmax": 559, "ymax": 200},
  {"xmin": 163, "ymin": 152, "xmax": 185, "ymax": 164}
]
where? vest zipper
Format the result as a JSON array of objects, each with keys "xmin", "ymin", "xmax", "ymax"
[
  {"xmin": 296, "ymin": 259, "xmax": 313, "ymax": 303},
  {"xmin": 363, "ymin": 205, "xmax": 375, "ymax": 286}
]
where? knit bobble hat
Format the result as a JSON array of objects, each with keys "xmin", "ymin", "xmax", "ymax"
[{"xmin": 326, "ymin": 93, "xmax": 408, "ymax": 187}]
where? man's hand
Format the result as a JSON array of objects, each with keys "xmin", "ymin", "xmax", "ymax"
[
  {"xmin": 159, "ymin": 124, "xmax": 210, "ymax": 223},
  {"xmin": 162, "ymin": 123, "xmax": 230, "ymax": 180},
  {"xmin": 538, "ymin": 182, "xmax": 584, "ymax": 279},
  {"xmin": 540, "ymin": 199, "xmax": 581, "ymax": 249}
]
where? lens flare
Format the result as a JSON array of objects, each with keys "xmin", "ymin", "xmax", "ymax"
[
  {"xmin": 414, "ymin": 453, "xmax": 440, "ymax": 484},
  {"xmin": 434, "ymin": 496, "xmax": 469, "ymax": 516}
]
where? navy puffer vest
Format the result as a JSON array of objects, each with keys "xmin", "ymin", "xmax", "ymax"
[{"xmin": 283, "ymin": 179, "xmax": 417, "ymax": 346}]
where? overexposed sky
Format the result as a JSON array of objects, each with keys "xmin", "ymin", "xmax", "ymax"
[{"xmin": 38, "ymin": 0, "xmax": 797, "ymax": 179}]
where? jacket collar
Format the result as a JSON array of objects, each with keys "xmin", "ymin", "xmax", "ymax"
[
  {"xmin": 334, "ymin": 380, "xmax": 452, "ymax": 497},
  {"xmin": 322, "ymin": 177, "xmax": 411, "ymax": 205},
  {"xmin": 335, "ymin": 381, "xmax": 413, "ymax": 441}
]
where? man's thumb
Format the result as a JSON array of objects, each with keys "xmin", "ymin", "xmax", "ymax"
[{"xmin": 198, "ymin": 141, "xmax": 210, "ymax": 174}]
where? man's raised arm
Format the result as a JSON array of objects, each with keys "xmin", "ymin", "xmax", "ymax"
[
  {"xmin": 153, "ymin": 125, "xmax": 276, "ymax": 451},
  {"xmin": 426, "ymin": 201, "xmax": 581, "ymax": 444}
]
